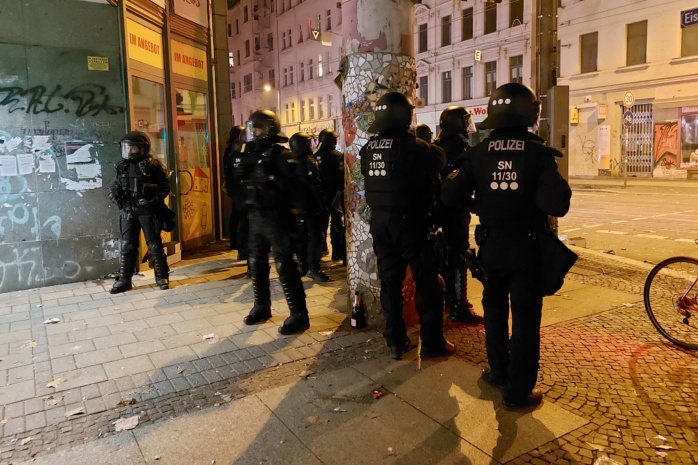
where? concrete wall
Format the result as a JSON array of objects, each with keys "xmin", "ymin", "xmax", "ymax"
[{"xmin": 0, "ymin": 0, "xmax": 126, "ymax": 292}]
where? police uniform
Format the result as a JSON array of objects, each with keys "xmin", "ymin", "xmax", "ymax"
[
  {"xmin": 223, "ymin": 126, "xmax": 252, "ymax": 257},
  {"xmin": 108, "ymin": 131, "xmax": 170, "ymax": 294},
  {"xmin": 243, "ymin": 110, "xmax": 310, "ymax": 335},
  {"xmin": 441, "ymin": 83, "xmax": 571, "ymax": 409},
  {"xmin": 290, "ymin": 132, "xmax": 329, "ymax": 281},
  {"xmin": 360, "ymin": 91, "xmax": 454, "ymax": 360},
  {"xmin": 316, "ymin": 129, "xmax": 346, "ymax": 262}
]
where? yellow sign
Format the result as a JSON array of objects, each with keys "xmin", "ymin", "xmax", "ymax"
[
  {"xmin": 87, "ymin": 56, "xmax": 109, "ymax": 71},
  {"xmin": 126, "ymin": 19, "xmax": 164, "ymax": 69},
  {"xmin": 171, "ymin": 40, "xmax": 208, "ymax": 81},
  {"xmin": 570, "ymin": 107, "xmax": 579, "ymax": 125}
]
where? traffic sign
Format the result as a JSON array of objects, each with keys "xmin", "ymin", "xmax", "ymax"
[
  {"xmin": 310, "ymin": 29, "xmax": 321, "ymax": 42},
  {"xmin": 623, "ymin": 110, "xmax": 634, "ymax": 127},
  {"xmin": 623, "ymin": 90, "xmax": 635, "ymax": 108}
]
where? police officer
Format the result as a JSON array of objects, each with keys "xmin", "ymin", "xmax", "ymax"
[
  {"xmin": 315, "ymin": 128, "xmax": 346, "ymax": 262},
  {"xmin": 242, "ymin": 110, "xmax": 311, "ymax": 335},
  {"xmin": 414, "ymin": 123, "xmax": 433, "ymax": 143},
  {"xmin": 108, "ymin": 130, "xmax": 170, "ymax": 294},
  {"xmin": 433, "ymin": 106, "xmax": 482, "ymax": 324},
  {"xmin": 441, "ymin": 83, "xmax": 571, "ymax": 409},
  {"xmin": 360, "ymin": 92, "xmax": 455, "ymax": 360},
  {"xmin": 289, "ymin": 132, "xmax": 329, "ymax": 282},
  {"xmin": 223, "ymin": 125, "xmax": 248, "ymax": 256}
]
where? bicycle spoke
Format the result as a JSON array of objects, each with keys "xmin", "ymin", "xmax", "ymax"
[{"xmin": 644, "ymin": 257, "xmax": 698, "ymax": 350}]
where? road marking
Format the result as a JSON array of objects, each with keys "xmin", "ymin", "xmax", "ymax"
[
  {"xmin": 635, "ymin": 234, "xmax": 667, "ymax": 239},
  {"xmin": 561, "ymin": 228, "xmax": 581, "ymax": 233},
  {"xmin": 583, "ymin": 224, "xmax": 603, "ymax": 228},
  {"xmin": 596, "ymin": 230, "xmax": 628, "ymax": 235},
  {"xmin": 631, "ymin": 217, "xmax": 649, "ymax": 221},
  {"xmin": 675, "ymin": 238, "xmax": 697, "ymax": 243},
  {"xmin": 611, "ymin": 220, "xmax": 627, "ymax": 224}
]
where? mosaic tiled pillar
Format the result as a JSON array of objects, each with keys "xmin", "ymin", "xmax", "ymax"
[{"xmin": 338, "ymin": 0, "xmax": 417, "ymax": 328}]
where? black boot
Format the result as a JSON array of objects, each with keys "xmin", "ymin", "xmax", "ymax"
[
  {"xmin": 149, "ymin": 242, "xmax": 170, "ymax": 291},
  {"xmin": 110, "ymin": 252, "xmax": 136, "ymax": 294},
  {"xmin": 278, "ymin": 313, "xmax": 310, "ymax": 335},
  {"xmin": 244, "ymin": 258, "xmax": 271, "ymax": 325},
  {"xmin": 449, "ymin": 264, "xmax": 483, "ymax": 324},
  {"xmin": 278, "ymin": 260, "xmax": 309, "ymax": 335}
]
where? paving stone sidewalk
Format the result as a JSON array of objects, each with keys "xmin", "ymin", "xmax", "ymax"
[{"xmin": 1, "ymin": 244, "xmax": 697, "ymax": 464}]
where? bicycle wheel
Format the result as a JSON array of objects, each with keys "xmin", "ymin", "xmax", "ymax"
[{"xmin": 644, "ymin": 256, "xmax": 698, "ymax": 350}]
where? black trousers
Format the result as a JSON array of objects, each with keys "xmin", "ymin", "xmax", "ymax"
[
  {"xmin": 248, "ymin": 209, "xmax": 307, "ymax": 315},
  {"xmin": 370, "ymin": 212, "xmax": 444, "ymax": 349},
  {"xmin": 478, "ymin": 229, "xmax": 542, "ymax": 400},
  {"xmin": 228, "ymin": 193, "xmax": 249, "ymax": 258},
  {"xmin": 119, "ymin": 209, "xmax": 169, "ymax": 279},
  {"xmin": 329, "ymin": 209, "xmax": 346, "ymax": 260},
  {"xmin": 442, "ymin": 214, "xmax": 471, "ymax": 312},
  {"xmin": 297, "ymin": 212, "xmax": 323, "ymax": 272}
]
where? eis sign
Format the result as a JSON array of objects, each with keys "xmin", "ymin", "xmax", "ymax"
[{"xmin": 681, "ymin": 7, "xmax": 698, "ymax": 28}]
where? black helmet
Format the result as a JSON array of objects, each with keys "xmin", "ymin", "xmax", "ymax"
[
  {"xmin": 479, "ymin": 83, "xmax": 541, "ymax": 129},
  {"xmin": 438, "ymin": 106, "xmax": 470, "ymax": 137},
  {"xmin": 120, "ymin": 130, "xmax": 150, "ymax": 160},
  {"xmin": 415, "ymin": 123, "xmax": 433, "ymax": 143},
  {"xmin": 317, "ymin": 128, "xmax": 338, "ymax": 150},
  {"xmin": 367, "ymin": 92, "xmax": 414, "ymax": 133},
  {"xmin": 229, "ymin": 125, "xmax": 244, "ymax": 143},
  {"xmin": 246, "ymin": 109, "xmax": 288, "ymax": 144},
  {"xmin": 289, "ymin": 132, "xmax": 313, "ymax": 158}
]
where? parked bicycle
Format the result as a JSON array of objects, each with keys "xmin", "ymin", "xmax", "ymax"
[{"xmin": 643, "ymin": 241, "xmax": 698, "ymax": 350}]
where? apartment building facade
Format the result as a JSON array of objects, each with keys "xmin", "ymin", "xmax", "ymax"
[
  {"xmin": 227, "ymin": 0, "xmax": 344, "ymax": 139},
  {"xmin": 558, "ymin": 0, "xmax": 698, "ymax": 179}
]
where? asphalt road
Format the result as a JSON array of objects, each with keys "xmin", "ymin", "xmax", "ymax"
[{"xmin": 560, "ymin": 180, "xmax": 698, "ymax": 265}]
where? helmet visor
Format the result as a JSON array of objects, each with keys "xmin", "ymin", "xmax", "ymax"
[{"xmin": 121, "ymin": 141, "xmax": 142, "ymax": 160}]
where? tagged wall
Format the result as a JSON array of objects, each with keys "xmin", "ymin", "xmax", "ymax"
[{"xmin": 0, "ymin": 0, "xmax": 125, "ymax": 292}]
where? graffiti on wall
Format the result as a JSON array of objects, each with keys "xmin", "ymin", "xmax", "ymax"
[
  {"xmin": 0, "ymin": 84, "xmax": 124, "ymax": 117},
  {"xmin": 653, "ymin": 122, "xmax": 684, "ymax": 178}
]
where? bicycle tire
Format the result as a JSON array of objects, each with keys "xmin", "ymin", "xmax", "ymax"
[{"xmin": 644, "ymin": 256, "xmax": 698, "ymax": 350}]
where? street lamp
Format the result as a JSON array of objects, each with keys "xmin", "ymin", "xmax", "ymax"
[{"xmin": 263, "ymin": 83, "xmax": 281, "ymax": 116}]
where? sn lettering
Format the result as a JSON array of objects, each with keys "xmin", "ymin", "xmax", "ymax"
[{"xmin": 497, "ymin": 161, "xmax": 513, "ymax": 170}]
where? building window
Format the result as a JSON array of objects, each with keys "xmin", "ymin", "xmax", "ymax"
[
  {"xmin": 282, "ymin": 32, "xmax": 287, "ymax": 50},
  {"xmin": 484, "ymin": 2, "xmax": 497, "ymax": 35},
  {"xmin": 327, "ymin": 51, "xmax": 332, "ymax": 73},
  {"xmin": 267, "ymin": 33, "xmax": 274, "ymax": 51},
  {"xmin": 227, "ymin": 23, "xmax": 232, "ymax": 37},
  {"xmin": 328, "ymin": 94, "xmax": 334, "ymax": 116},
  {"xmin": 268, "ymin": 69, "xmax": 275, "ymax": 88},
  {"xmin": 626, "ymin": 20, "xmax": 647, "ymax": 66},
  {"xmin": 285, "ymin": 104, "xmax": 290, "ymax": 124},
  {"xmin": 289, "ymin": 66, "xmax": 294, "ymax": 84},
  {"xmin": 308, "ymin": 59, "xmax": 314, "ymax": 79},
  {"xmin": 510, "ymin": 0, "xmax": 523, "ymax": 27},
  {"xmin": 419, "ymin": 75, "xmax": 429, "ymax": 106},
  {"xmin": 326, "ymin": 9, "xmax": 332, "ymax": 30},
  {"xmin": 319, "ymin": 96, "xmax": 325, "ymax": 119},
  {"xmin": 235, "ymin": 19, "xmax": 239, "ymax": 34},
  {"xmin": 298, "ymin": 25, "xmax": 303, "ymax": 43},
  {"xmin": 462, "ymin": 8, "xmax": 473, "ymax": 41},
  {"xmin": 270, "ymin": 0, "xmax": 275, "ymax": 13},
  {"xmin": 581, "ymin": 31, "xmax": 598, "ymax": 73},
  {"xmin": 300, "ymin": 62, "xmax": 305, "ymax": 82},
  {"xmin": 418, "ymin": 23, "xmax": 428, "ymax": 53},
  {"xmin": 283, "ymin": 67, "xmax": 288, "ymax": 86},
  {"xmin": 300, "ymin": 99, "xmax": 306, "ymax": 122},
  {"xmin": 236, "ymin": 50, "xmax": 240, "ymax": 66},
  {"xmin": 462, "ymin": 66, "xmax": 473, "ymax": 100},
  {"xmin": 290, "ymin": 102, "xmax": 296, "ymax": 123},
  {"xmin": 309, "ymin": 98, "xmax": 315, "ymax": 120},
  {"xmin": 682, "ymin": 25, "xmax": 698, "ymax": 57},
  {"xmin": 243, "ymin": 74, "xmax": 252, "ymax": 93},
  {"xmin": 510, "ymin": 55, "xmax": 523, "ymax": 83},
  {"xmin": 244, "ymin": 40, "xmax": 250, "ymax": 57},
  {"xmin": 228, "ymin": 51, "xmax": 234, "ymax": 68},
  {"xmin": 254, "ymin": 37, "xmax": 261, "ymax": 52},
  {"xmin": 318, "ymin": 54, "xmax": 323, "ymax": 77},
  {"xmin": 243, "ymin": 6, "xmax": 248, "ymax": 22},
  {"xmin": 231, "ymin": 82, "xmax": 237, "ymax": 99},
  {"xmin": 485, "ymin": 61, "xmax": 497, "ymax": 96},
  {"xmin": 441, "ymin": 70, "xmax": 452, "ymax": 103},
  {"xmin": 288, "ymin": 29, "xmax": 292, "ymax": 48},
  {"xmin": 441, "ymin": 15, "xmax": 452, "ymax": 47}
]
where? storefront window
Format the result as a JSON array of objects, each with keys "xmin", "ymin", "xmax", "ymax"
[
  {"xmin": 131, "ymin": 77, "xmax": 167, "ymax": 166},
  {"xmin": 175, "ymin": 89, "xmax": 209, "ymax": 169},
  {"xmin": 681, "ymin": 113, "xmax": 698, "ymax": 166}
]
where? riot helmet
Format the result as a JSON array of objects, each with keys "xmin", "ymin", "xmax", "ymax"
[
  {"xmin": 245, "ymin": 110, "xmax": 288, "ymax": 146},
  {"xmin": 479, "ymin": 83, "xmax": 541, "ymax": 130},
  {"xmin": 367, "ymin": 92, "xmax": 414, "ymax": 133},
  {"xmin": 317, "ymin": 128, "xmax": 338, "ymax": 150},
  {"xmin": 438, "ymin": 106, "xmax": 471, "ymax": 138},
  {"xmin": 229, "ymin": 125, "xmax": 245, "ymax": 143},
  {"xmin": 289, "ymin": 132, "xmax": 313, "ymax": 158},
  {"xmin": 120, "ymin": 130, "xmax": 150, "ymax": 160},
  {"xmin": 415, "ymin": 123, "xmax": 433, "ymax": 143}
]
